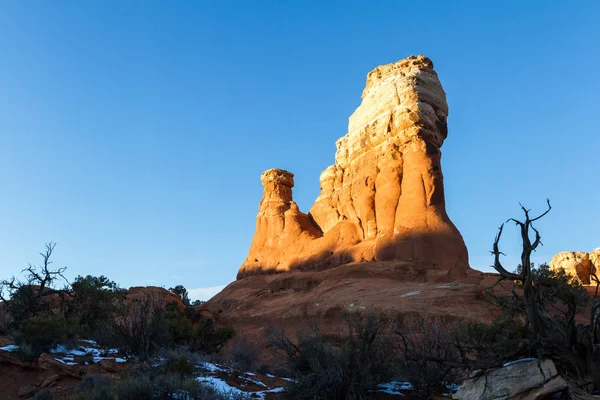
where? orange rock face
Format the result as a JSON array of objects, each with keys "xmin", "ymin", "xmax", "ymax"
[{"xmin": 238, "ymin": 55, "xmax": 468, "ymax": 278}]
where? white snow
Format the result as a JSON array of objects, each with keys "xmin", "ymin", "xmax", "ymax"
[
  {"xmin": 438, "ymin": 284, "xmax": 457, "ymax": 289},
  {"xmin": 0, "ymin": 344, "xmax": 19, "ymax": 352},
  {"xmin": 54, "ymin": 358, "xmax": 77, "ymax": 366},
  {"xmin": 197, "ymin": 376, "xmax": 246, "ymax": 396},
  {"xmin": 49, "ymin": 341, "xmax": 125, "ymax": 365},
  {"xmin": 376, "ymin": 381, "xmax": 413, "ymax": 395},
  {"xmin": 244, "ymin": 377, "xmax": 267, "ymax": 387},
  {"xmin": 200, "ymin": 361, "xmax": 227, "ymax": 373},
  {"xmin": 254, "ymin": 387, "xmax": 286, "ymax": 399},
  {"xmin": 503, "ymin": 357, "xmax": 536, "ymax": 367},
  {"xmin": 401, "ymin": 290, "xmax": 421, "ymax": 297}
]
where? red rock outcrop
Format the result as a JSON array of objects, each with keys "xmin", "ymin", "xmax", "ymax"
[
  {"xmin": 549, "ymin": 249, "xmax": 600, "ymax": 284},
  {"xmin": 238, "ymin": 55, "xmax": 468, "ymax": 278}
]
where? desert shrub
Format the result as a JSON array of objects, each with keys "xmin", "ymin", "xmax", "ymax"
[
  {"xmin": 71, "ymin": 372, "xmax": 230, "ymax": 400},
  {"xmin": 0, "ymin": 307, "xmax": 12, "ymax": 335},
  {"xmin": 454, "ymin": 316, "xmax": 526, "ymax": 363},
  {"xmin": 256, "ymin": 363, "xmax": 293, "ymax": 378},
  {"xmin": 394, "ymin": 317, "xmax": 461, "ymax": 397},
  {"xmin": 14, "ymin": 314, "xmax": 78, "ymax": 360},
  {"xmin": 270, "ymin": 312, "xmax": 395, "ymax": 400},
  {"xmin": 228, "ymin": 336, "xmax": 260, "ymax": 371},
  {"xmin": 107, "ymin": 295, "xmax": 234, "ymax": 357},
  {"xmin": 164, "ymin": 302, "xmax": 194, "ymax": 346},
  {"xmin": 163, "ymin": 301, "xmax": 235, "ymax": 354},
  {"xmin": 33, "ymin": 390, "xmax": 54, "ymax": 400},
  {"xmin": 70, "ymin": 275, "xmax": 126, "ymax": 337},
  {"xmin": 190, "ymin": 317, "xmax": 235, "ymax": 354},
  {"xmin": 169, "ymin": 285, "xmax": 191, "ymax": 306},
  {"xmin": 110, "ymin": 294, "xmax": 170, "ymax": 357},
  {"xmin": 166, "ymin": 354, "xmax": 196, "ymax": 375}
]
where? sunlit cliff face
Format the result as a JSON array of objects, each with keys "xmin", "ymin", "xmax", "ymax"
[{"xmin": 238, "ymin": 55, "xmax": 468, "ymax": 279}]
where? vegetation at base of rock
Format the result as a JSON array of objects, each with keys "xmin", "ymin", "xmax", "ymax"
[
  {"xmin": 227, "ymin": 335, "xmax": 260, "ymax": 371},
  {"xmin": 269, "ymin": 312, "xmax": 397, "ymax": 400},
  {"xmin": 69, "ymin": 372, "xmax": 236, "ymax": 400},
  {"xmin": 15, "ymin": 314, "xmax": 78, "ymax": 361},
  {"xmin": 394, "ymin": 317, "xmax": 461, "ymax": 397},
  {"xmin": 70, "ymin": 274, "xmax": 126, "ymax": 337},
  {"xmin": 0, "ymin": 243, "xmax": 235, "ymax": 360}
]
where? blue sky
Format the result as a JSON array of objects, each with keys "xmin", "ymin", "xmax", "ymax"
[{"xmin": 0, "ymin": 1, "xmax": 598, "ymax": 300}]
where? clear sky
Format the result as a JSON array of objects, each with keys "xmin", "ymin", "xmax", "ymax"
[{"xmin": 0, "ymin": 1, "xmax": 599, "ymax": 301}]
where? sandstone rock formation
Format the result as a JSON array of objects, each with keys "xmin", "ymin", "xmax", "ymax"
[
  {"xmin": 238, "ymin": 55, "xmax": 468, "ymax": 278},
  {"xmin": 549, "ymin": 249, "xmax": 600, "ymax": 284}
]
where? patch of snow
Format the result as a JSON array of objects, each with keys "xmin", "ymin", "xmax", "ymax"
[
  {"xmin": 197, "ymin": 376, "xmax": 246, "ymax": 396},
  {"xmin": 254, "ymin": 387, "xmax": 286, "ymax": 399},
  {"xmin": 245, "ymin": 372, "xmax": 255, "ymax": 376},
  {"xmin": 50, "ymin": 345, "xmax": 86, "ymax": 356},
  {"xmin": 280, "ymin": 377, "xmax": 295, "ymax": 382},
  {"xmin": 78, "ymin": 339, "xmax": 98, "ymax": 345},
  {"xmin": 443, "ymin": 382, "xmax": 460, "ymax": 396},
  {"xmin": 401, "ymin": 290, "xmax": 421, "ymax": 297},
  {"xmin": 438, "ymin": 284, "xmax": 457, "ymax": 289},
  {"xmin": 503, "ymin": 357, "xmax": 536, "ymax": 367},
  {"xmin": 375, "ymin": 381, "xmax": 413, "ymax": 395},
  {"xmin": 200, "ymin": 361, "xmax": 227, "ymax": 373},
  {"xmin": 265, "ymin": 373, "xmax": 275, "ymax": 378},
  {"xmin": 244, "ymin": 377, "xmax": 267, "ymax": 387},
  {"xmin": 114, "ymin": 357, "xmax": 127, "ymax": 363},
  {"xmin": 54, "ymin": 358, "xmax": 77, "ymax": 366},
  {"xmin": 0, "ymin": 344, "xmax": 19, "ymax": 352}
]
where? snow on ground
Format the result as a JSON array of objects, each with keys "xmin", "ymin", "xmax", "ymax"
[
  {"xmin": 0, "ymin": 344, "xmax": 19, "ymax": 352},
  {"xmin": 401, "ymin": 290, "xmax": 421, "ymax": 297},
  {"xmin": 197, "ymin": 376, "xmax": 247, "ymax": 396},
  {"xmin": 197, "ymin": 374, "xmax": 289, "ymax": 399},
  {"xmin": 375, "ymin": 381, "xmax": 413, "ymax": 395},
  {"xmin": 200, "ymin": 361, "xmax": 228, "ymax": 373},
  {"xmin": 47, "ymin": 340, "xmax": 127, "ymax": 365},
  {"xmin": 503, "ymin": 357, "xmax": 536, "ymax": 367}
]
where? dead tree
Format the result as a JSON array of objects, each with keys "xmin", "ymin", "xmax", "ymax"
[
  {"xmin": 492, "ymin": 200, "xmax": 600, "ymax": 391},
  {"xmin": 0, "ymin": 242, "xmax": 71, "ymax": 324}
]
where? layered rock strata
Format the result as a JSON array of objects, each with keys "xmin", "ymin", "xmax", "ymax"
[
  {"xmin": 549, "ymin": 249, "xmax": 600, "ymax": 284},
  {"xmin": 238, "ymin": 55, "xmax": 468, "ymax": 278}
]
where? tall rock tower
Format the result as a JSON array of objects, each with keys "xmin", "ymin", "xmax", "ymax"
[{"xmin": 238, "ymin": 55, "xmax": 468, "ymax": 279}]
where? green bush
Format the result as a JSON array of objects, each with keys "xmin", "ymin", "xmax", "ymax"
[
  {"xmin": 15, "ymin": 314, "xmax": 78, "ymax": 360},
  {"xmin": 166, "ymin": 355, "xmax": 196, "ymax": 376},
  {"xmin": 71, "ymin": 372, "xmax": 231, "ymax": 400},
  {"xmin": 163, "ymin": 301, "xmax": 235, "ymax": 354},
  {"xmin": 70, "ymin": 275, "xmax": 126, "ymax": 337},
  {"xmin": 191, "ymin": 318, "xmax": 235, "ymax": 354}
]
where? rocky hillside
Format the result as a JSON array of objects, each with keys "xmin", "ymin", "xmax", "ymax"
[{"xmin": 207, "ymin": 55, "xmax": 500, "ymax": 340}]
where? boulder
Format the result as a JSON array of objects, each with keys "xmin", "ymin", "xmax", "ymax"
[{"xmin": 453, "ymin": 359, "xmax": 567, "ymax": 400}]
